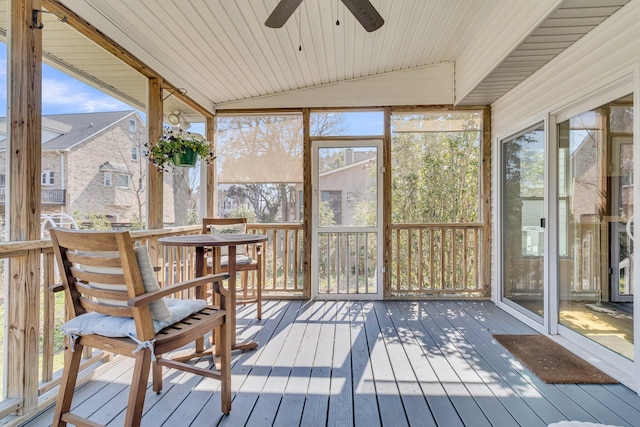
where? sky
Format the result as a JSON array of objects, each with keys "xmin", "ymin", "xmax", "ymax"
[{"xmin": 0, "ymin": 43, "xmax": 132, "ymax": 117}]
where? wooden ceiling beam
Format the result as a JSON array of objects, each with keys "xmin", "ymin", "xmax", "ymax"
[{"xmin": 41, "ymin": 0, "xmax": 214, "ymax": 118}]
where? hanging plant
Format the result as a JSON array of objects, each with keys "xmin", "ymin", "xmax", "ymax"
[{"xmin": 145, "ymin": 128, "xmax": 216, "ymax": 171}]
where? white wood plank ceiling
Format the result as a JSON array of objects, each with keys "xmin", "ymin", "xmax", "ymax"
[{"xmin": 2, "ymin": 0, "xmax": 634, "ymax": 118}]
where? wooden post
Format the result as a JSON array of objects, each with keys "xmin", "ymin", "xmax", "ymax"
[
  {"xmin": 206, "ymin": 115, "xmax": 216, "ymax": 217},
  {"xmin": 147, "ymin": 77, "xmax": 163, "ymax": 230},
  {"xmin": 302, "ymin": 108, "xmax": 311, "ymax": 299},
  {"xmin": 481, "ymin": 106, "xmax": 492, "ymax": 296},
  {"xmin": 383, "ymin": 107, "xmax": 392, "ymax": 297},
  {"xmin": 7, "ymin": 0, "xmax": 43, "ymax": 413}
]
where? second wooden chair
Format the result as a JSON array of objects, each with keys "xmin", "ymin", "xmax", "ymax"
[{"xmin": 202, "ymin": 217, "xmax": 264, "ymax": 319}]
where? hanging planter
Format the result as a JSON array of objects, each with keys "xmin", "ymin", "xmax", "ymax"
[
  {"xmin": 146, "ymin": 128, "xmax": 216, "ymax": 171},
  {"xmin": 172, "ymin": 147, "xmax": 198, "ymax": 167}
]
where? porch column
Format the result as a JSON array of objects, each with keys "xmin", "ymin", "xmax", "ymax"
[
  {"xmin": 6, "ymin": 0, "xmax": 43, "ymax": 413},
  {"xmin": 481, "ymin": 106, "xmax": 492, "ymax": 294},
  {"xmin": 302, "ymin": 108, "xmax": 311, "ymax": 298},
  {"xmin": 206, "ymin": 115, "xmax": 215, "ymax": 217},
  {"xmin": 147, "ymin": 77, "xmax": 163, "ymax": 229}
]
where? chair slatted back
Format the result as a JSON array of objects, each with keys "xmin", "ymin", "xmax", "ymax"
[
  {"xmin": 202, "ymin": 217, "xmax": 251, "ymax": 257},
  {"xmin": 50, "ymin": 228, "xmax": 155, "ymax": 340},
  {"xmin": 202, "ymin": 217, "xmax": 248, "ymax": 233}
]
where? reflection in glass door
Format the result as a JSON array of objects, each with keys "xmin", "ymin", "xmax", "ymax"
[
  {"xmin": 312, "ymin": 140, "xmax": 383, "ymax": 299},
  {"xmin": 611, "ymin": 137, "xmax": 633, "ymax": 302},
  {"xmin": 501, "ymin": 124, "xmax": 545, "ymax": 320},
  {"xmin": 557, "ymin": 99, "xmax": 634, "ymax": 360}
]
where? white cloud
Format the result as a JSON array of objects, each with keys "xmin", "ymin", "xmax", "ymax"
[{"xmin": 42, "ymin": 78, "xmax": 130, "ymax": 113}]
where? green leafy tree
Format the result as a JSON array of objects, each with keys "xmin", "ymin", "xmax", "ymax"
[{"xmin": 391, "ymin": 113, "xmax": 480, "ymax": 224}]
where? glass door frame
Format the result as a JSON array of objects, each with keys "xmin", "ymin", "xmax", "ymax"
[
  {"xmin": 497, "ymin": 118, "xmax": 556, "ymax": 333},
  {"xmin": 311, "ymin": 138, "xmax": 384, "ymax": 300}
]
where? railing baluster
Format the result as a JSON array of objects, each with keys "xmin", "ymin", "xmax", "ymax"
[
  {"xmin": 452, "ymin": 229, "xmax": 457, "ymax": 288},
  {"xmin": 429, "ymin": 229, "xmax": 434, "ymax": 290},
  {"xmin": 42, "ymin": 252, "xmax": 56, "ymax": 383},
  {"xmin": 283, "ymin": 229, "xmax": 289, "ymax": 290},
  {"xmin": 418, "ymin": 229, "xmax": 423, "ymax": 290},
  {"xmin": 407, "ymin": 229, "xmax": 412, "ymax": 291},
  {"xmin": 395, "ymin": 229, "xmax": 401, "ymax": 292},
  {"xmin": 463, "ymin": 229, "xmax": 468, "ymax": 289}
]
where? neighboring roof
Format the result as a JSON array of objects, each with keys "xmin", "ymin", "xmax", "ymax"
[
  {"xmin": 42, "ymin": 111, "xmax": 137, "ymax": 150},
  {"xmin": 319, "ymin": 156, "xmax": 375, "ymax": 178},
  {"xmin": 99, "ymin": 161, "xmax": 132, "ymax": 174},
  {"xmin": 0, "ymin": 110, "xmax": 138, "ymax": 151}
]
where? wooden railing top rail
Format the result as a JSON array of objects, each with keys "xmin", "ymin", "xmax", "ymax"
[
  {"xmin": 0, "ymin": 223, "xmax": 479, "ymax": 257},
  {"xmin": 392, "ymin": 223, "xmax": 484, "ymax": 230},
  {"xmin": 247, "ymin": 223, "xmax": 303, "ymax": 230},
  {"xmin": 0, "ymin": 226, "xmax": 202, "ymax": 257}
]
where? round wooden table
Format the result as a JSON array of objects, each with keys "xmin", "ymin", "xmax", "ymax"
[{"xmin": 158, "ymin": 233, "xmax": 268, "ymax": 352}]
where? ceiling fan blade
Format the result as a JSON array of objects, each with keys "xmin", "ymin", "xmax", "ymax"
[
  {"xmin": 265, "ymin": 0, "xmax": 303, "ymax": 28},
  {"xmin": 340, "ymin": 0, "xmax": 384, "ymax": 32}
]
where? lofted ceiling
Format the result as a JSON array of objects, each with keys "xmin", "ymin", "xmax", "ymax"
[{"xmin": 2, "ymin": 0, "xmax": 634, "ymax": 120}]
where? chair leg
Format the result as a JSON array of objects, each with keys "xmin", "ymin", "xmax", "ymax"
[
  {"xmin": 241, "ymin": 271, "xmax": 248, "ymax": 302},
  {"xmin": 124, "ymin": 348, "xmax": 152, "ymax": 426},
  {"xmin": 52, "ymin": 339, "xmax": 84, "ymax": 427},
  {"xmin": 219, "ymin": 318, "xmax": 232, "ymax": 414},
  {"xmin": 152, "ymin": 360, "xmax": 163, "ymax": 394}
]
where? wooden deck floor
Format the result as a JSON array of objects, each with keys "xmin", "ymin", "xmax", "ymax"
[{"xmin": 22, "ymin": 300, "xmax": 640, "ymax": 427}]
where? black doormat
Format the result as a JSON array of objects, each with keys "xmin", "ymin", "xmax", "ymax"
[{"xmin": 493, "ymin": 334, "xmax": 618, "ymax": 384}]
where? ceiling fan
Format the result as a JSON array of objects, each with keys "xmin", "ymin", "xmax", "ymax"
[{"xmin": 265, "ymin": 0, "xmax": 384, "ymax": 32}]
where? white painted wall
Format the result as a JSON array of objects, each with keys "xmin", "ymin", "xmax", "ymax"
[
  {"xmin": 490, "ymin": 0, "xmax": 640, "ymax": 391},
  {"xmin": 217, "ymin": 63, "xmax": 454, "ymax": 109}
]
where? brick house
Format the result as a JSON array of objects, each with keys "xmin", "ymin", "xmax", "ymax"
[{"xmin": 0, "ymin": 110, "xmax": 158, "ymax": 226}]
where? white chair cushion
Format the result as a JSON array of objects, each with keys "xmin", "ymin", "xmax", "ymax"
[
  {"xmin": 79, "ymin": 246, "xmax": 171, "ymax": 323},
  {"xmin": 206, "ymin": 255, "xmax": 254, "ymax": 268},
  {"xmin": 220, "ymin": 255, "xmax": 254, "ymax": 266},
  {"xmin": 61, "ymin": 298, "xmax": 207, "ymax": 339}
]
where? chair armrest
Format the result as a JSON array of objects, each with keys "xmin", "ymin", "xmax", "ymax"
[{"xmin": 127, "ymin": 272, "xmax": 230, "ymax": 308}]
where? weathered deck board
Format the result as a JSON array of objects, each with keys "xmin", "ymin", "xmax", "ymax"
[{"xmin": 21, "ymin": 300, "xmax": 640, "ymax": 427}]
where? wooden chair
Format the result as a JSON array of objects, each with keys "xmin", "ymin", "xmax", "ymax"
[
  {"xmin": 202, "ymin": 218, "xmax": 264, "ymax": 320},
  {"xmin": 50, "ymin": 228, "xmax": 232, "ymax": 427}
]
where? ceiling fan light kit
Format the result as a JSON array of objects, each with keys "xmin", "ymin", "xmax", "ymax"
[{"xmin": 265, "ymin": 0, "xmax": 384, "ymax": 32}]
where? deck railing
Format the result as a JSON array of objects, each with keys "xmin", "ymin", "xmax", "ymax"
[
  {"xmin": 391, "ymin": 223, "xmax": 487, "ymax": 297},
  {"xmin": 0, "ymin": 186, "xmax": 66, "ymax": 205}
]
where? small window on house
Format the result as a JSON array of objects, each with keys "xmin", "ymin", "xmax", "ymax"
[
  {"xmin": 0, "ymin": 174, "xmax": 5, "ymax": 186},
  {"xmin": 131, "ymin": 146, "xmax": 139, "ymax": 161},
  {"xmin": 117, "ymin": 174, "xmax": 129, "ymax": 189},
  {"xmin": 41, "ymin": 171, "xmax": 54, "ymax": 186},
  {"xmin": 129, "ymin": 119, "xmax": 136, "ymax": 132},
  {"xmin": 104, "ymin": 172, "xmax": 112, "ymax": 187}
]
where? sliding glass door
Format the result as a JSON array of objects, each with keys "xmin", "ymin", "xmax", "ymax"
[{"xmin": 501, "ymin": 123, "xmax": 545, "ymax": 321}]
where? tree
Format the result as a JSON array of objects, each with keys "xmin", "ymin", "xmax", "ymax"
[
  {"xmin": 391, "ymin": 113, "xmax": 480, "ymax": 224},
  {"xmin": 103, "ymin": 121, "xmax": 147, "ymax": 225}
]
